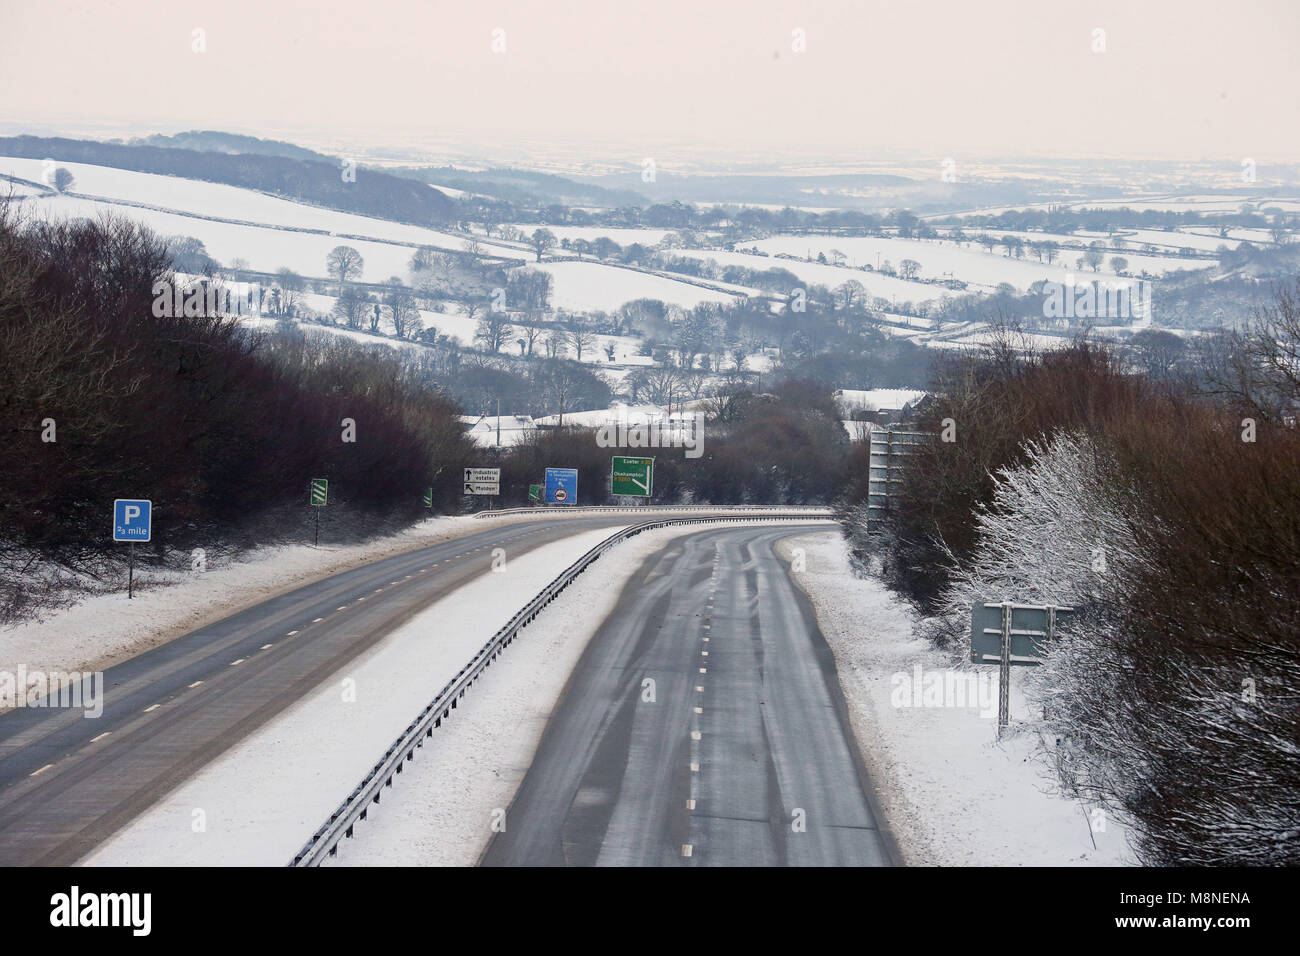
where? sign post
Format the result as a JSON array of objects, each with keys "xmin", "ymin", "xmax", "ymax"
[
  {"xmin": 998, "ymin": 602, "xmax": 1012, "ymax": 732},
  {"xmin": 310, "ymin": 478, "xmax": 327, "ymax": 546},
  {"xmin": 611, "ymin": 456, "xmax": 654, "ymax": 498},
  {"xmin": 113, "ymin": 499, "xmax": 152, "ymax": 599},
  {"xmin": 544, "ymin": 467, "xmax": 578, "ymax": 505}
]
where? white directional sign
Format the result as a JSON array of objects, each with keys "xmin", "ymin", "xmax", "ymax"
[{"xmin": 463, "ymin": 467, "xmax": 501, "ymax": 496}]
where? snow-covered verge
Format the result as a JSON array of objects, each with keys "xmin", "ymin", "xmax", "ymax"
[
  {"xmin": 0, "ymin": 512, "xmax": 599, "ymax": 689},
  {"xmin": 776, "ymin": 530, "xmax": 1134, "ymax": 866}
]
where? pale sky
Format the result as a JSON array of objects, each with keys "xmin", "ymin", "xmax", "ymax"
[{"xmin": 2, "ymin": 0, "xmax": 1298, "ymax": 163}]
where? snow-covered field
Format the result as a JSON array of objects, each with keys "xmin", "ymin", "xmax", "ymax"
[
  {"xmin": 0, "ymin": 157, "xmax": 472, "ymax": 253},
  {"xmin": 13, "ymin": 192, "xmax": 427, "ymax": 278},
  {"xmin": 751, "ymin": 234, "xmax": 1198, "ymax": 287},
  {"xmin": 777, "ymin": 531, "xmax": 1133, "ymax": 866},
  {"xmin": 504, "ymin": 224, "xmax": 672, "ymax": 246},
  {"xmin": 535, "ymin": 260, "xmax": 740, "ymax": 312},
  {"xmin": 667, "ymin": 248, "xmax": 941, "ymax": 304}
]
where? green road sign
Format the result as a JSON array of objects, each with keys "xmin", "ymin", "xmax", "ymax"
[
  {"xmin": 611, "ymin": 456, "xmax": 654, "ymax": 497},
  {"xmin": 423, "ymin": 487, "xmax": 433, "ymax": 508},
  {"xmin": 310, "ymin": 478, "xmax": 328, "ymax": 507},
  {"xmin": 528, "ymin": 483, "xmax": 542, "ymax": 502}
]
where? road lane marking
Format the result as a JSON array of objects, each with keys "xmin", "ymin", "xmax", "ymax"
[
  {"xmin": 337, "ymin": 606, "xmax": 348, "ymax": 611},
  {"xmin": 701, "ymin": 651, "xmax": 708, "ymax": 657},
  {"xmin": 696, "ymin": 686, "xmax": 704, "ymax": 692},
  {"xmin": 144, "ymin": 704, "xmax": 160, "ymax": 713},
  {"xmin": 699, "ymin": 668, "xmax": 707, "ymax": 674},
  {"xmin": 188, "ymin": 681, "xmax": 203, "ymax": 688},
  {"xmin": 287, "ymin": 630, "xmax": 299, "ymax": 636},
  {"xmin": 686, "ymin": 799, "xmax": 696, "ymax": 810},
  {"xmin": 90, "ymin": 731, "xmax": 111, "ymax": 743},
  {"xmin": 30, "ymin": 764, "xmax": 53, "ymax": 777},
  {"xmin": 691, "ymin": 731, "xmax": 701, "ymax": 740},
  {"xmin": 694, "ymin": 707, "xmax": 703, "ymax": 714},
  {"xmin": 312, "ymin": 617, "xmax": 324, "ymax": 623},
  {"xmin": 230, "ymin": 659, "xmax": 245, "ymax": 666},
  {"xmin": 681, "ymin": 844, "xmax": 693, "ymax": 857},
  {"xmin": 261, "ymin": 644, "xmax": 274, "ymax": 649},
  {"xmin": 690, "ymin": 762, "xmax": 699, "ymax": 772}
]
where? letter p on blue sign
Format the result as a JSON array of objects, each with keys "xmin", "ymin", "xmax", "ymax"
[{"xmin": 113, "ymin": 499, "xmax": 152, "ymax": 542}]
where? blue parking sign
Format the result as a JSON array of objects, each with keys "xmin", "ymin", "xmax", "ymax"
[
  {"xmin": 113, "ymin": 499, "xmax": 152, "ymax": 542},
  {"xmin": 544, "ymin": 467, "xmax": 578, "ymax": 505}
]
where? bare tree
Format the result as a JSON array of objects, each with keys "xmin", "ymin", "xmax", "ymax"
[
  {"xmin": 530, "ymin": 228, "xmax": 557, "ymax": 262},
  {"xmin": 564, "ymin": 314, "xmax": 598, "ymax": 362},
  {"xmin": 474, "ymin": 311, "xmax": 514, "ymax": 353},
  {"xmin": 383, "ymin": 278, "xmax": 420, "ymax": 338},
  {"xmin": 326, "ymin": 245, "xmax": 364, "ymax": 288}
]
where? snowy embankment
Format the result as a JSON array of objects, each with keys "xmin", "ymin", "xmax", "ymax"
[
  {"xmin": 0, "ymin": 513, "xmax": 588, "ymax": 686},
  {"xmin": 81, "ymin": 522, "xmax": 729, "ymax": 866},
  {"xmin": 776, "ymin": 531, "xmax": 1133, "ymax": 866}
]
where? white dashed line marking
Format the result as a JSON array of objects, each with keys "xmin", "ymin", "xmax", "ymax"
[
  {"xmin": 261, "ymin": 644, "xmax": 273, "ymax": 650},
  {"xmin": 696, "ymin": 686, "xmax": 704, "ymax": 692},
  {"xmin": 691, "ymin": 731, "xmax": 702, "ymax": 740},
  {"xmin": 287, "ymin": 630, "xmax": 299, "ymax": 636},
  {"xmin": 686, "ymin": 799, "xmax": 696, "ymax": 810},
  {"xmin": 681, "ymin": 844, "xmax": 693, "ymax": 857},
  {"xmin": 230, "ymin": 659, "xmax": 244, "ymax": 666},
  {"xmin": 90, "ymin": 731, "xmax": 111, "ymax": 743},
  {"xmin": 144, "ymin": 704, "xmax": 160, "ymax": 713},
  {"xmin": 30, "ymin": 764, "xmax": 53, "ymax": 777},
  {"xmin": 188, "ymin": 681, "xmax": 203, "ymax": 688},
  {"xmin": 690, "ymin": 762, "xmax": 700, "ymax": 772},
  {"xmin": 694, "ymin": 707, "xmax": 703, "ymax": 714},
  {"xmin": 312, "ymin": 617, "xmax": 324, "ymax": 623}
]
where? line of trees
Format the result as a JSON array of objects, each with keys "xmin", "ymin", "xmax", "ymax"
[{"xmin": 0, "ymin": 206, "xmax": 474, "ymax": 621}]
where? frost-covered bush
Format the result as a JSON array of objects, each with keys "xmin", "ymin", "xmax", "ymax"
[{"xmin": 936, "ymin": 431, "xmax": 1145, "ymax": 625}]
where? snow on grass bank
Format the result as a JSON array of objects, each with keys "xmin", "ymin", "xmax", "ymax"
[
  {"xmin": 0, "ymin": 513, "xmax": 571, "ymax": 687},
  {"xmin": 776, "ymin": 531, "xmax": 1134, "ymax": 866},
  {"xmin": 82, "ymin": 524, "xmax": 637, "ymax": 866}
]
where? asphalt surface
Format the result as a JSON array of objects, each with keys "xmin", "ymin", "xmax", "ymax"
[
  {"xmin": 481, "ymin": 524, "xmax": 897, "ymax": 867},
  {"xmin": 0, "ymin": 515, "xmax": 637, "ymax": 866}
]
